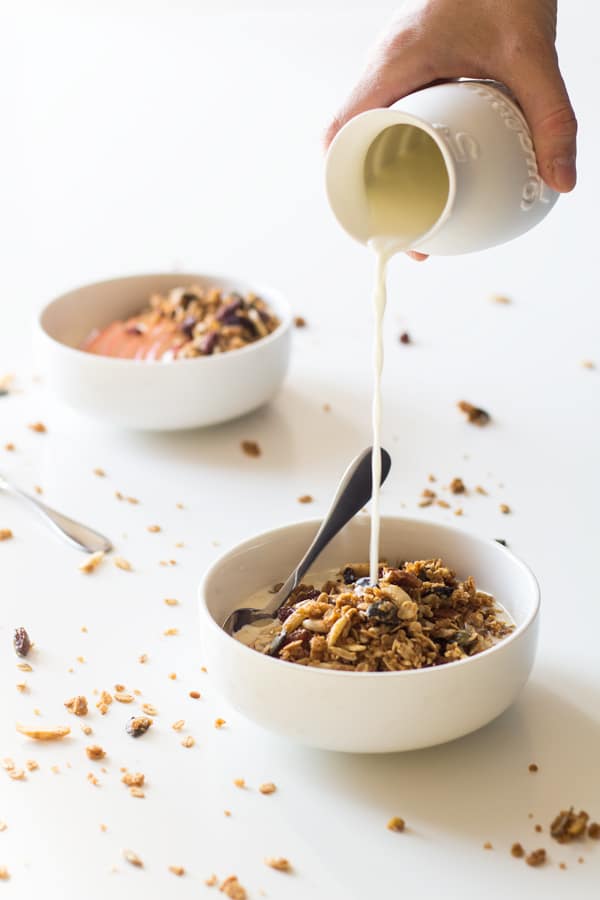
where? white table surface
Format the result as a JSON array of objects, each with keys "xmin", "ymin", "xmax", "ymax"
[{"xmin": 2, "ymin": 2, "xmax": 600, "ymax": 898}]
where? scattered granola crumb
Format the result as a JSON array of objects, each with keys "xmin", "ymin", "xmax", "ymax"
[
  {"xmin": 172, "ymin": 720, "xmax": 185, "ymax": 731},
  {"xmin": 201, "ymin": 666, "xmax": 208, "ymax": 673},
  {"xmin": 141, "ymin": 703, "xmax": 157, "ymax": 716},
  {"xmin": 138, "ymin": 653, "xmax": 149, "ymax": 664},
  {"xmin": 16, "ymin": 723, "xmax": 70, "ymax": 741},
  {"xmin": 176, "ymin": 502, "xmax": 184, "ymax": 509},
  {"xmin": 163, "ymin": 628, "xmax": 179, "ymax": 636},
  {"xmin": 169, "ymin": 865, "xmax": 185, "ymax": 876},
  {"xmin": 525, "ymin": 848, "xmax": 546, "ymax": 867},
  {"xmin": 79, "ymin": 551, "xmax": 105, "ymax": 574},
  {"xmin": 126, "ymin": 716, "xmax": 153, "ymax": 738},
  {"xmin": 421, "ymin": 488, "xmax": 436, "ymax": 499},
  {"xmin": 189, "ymin": 691, "xmax": 201, "ymax": 700},
  {"xmin": 265, "ymin": 857, "xmax": 292, "ymax": 872},
  {"xmin": 9, "ymin": 768, "xmax": 25, "ymax": 780},
  {"xmin": 96, "ymin": 690, "xmax": 113, "ymax": 714},
  {"xmin": 86, "ymin": 745, "xmax": 106, "ymax": 760},
  {"xmin": 581, "ymin": 360, "xmax": 595, "ymax": 369},
  {"xmin": 114, "ymin": 692, "xmax": 134, "ymax": 704},
  {"xmin": 259, "ymin": 782, "xmax": 276, "ymax": 795},
  {"xmin": 15, "ymin": 681, "xmax": 27, "ymax": 693},
  {"xmin": 322, "ymin": 403, "xmax": 331, "ymax": 412},
  {"xmin": 511, "ymin": 843, "xmax": 525, "ymax": 858},
  {"xmin": 550, "ymin": 808, "xmax": 589, "ymax": 843},
  {"xmin": 114, "ymin": 556, "xmax": 132, "ymax": 571},
  {"xmin": 535, "ymin": 825, "xmax": 542, "ymax": 833},
  {"xmin": 0, "ymin": 529, "xmax": 13, "ymax": 541},
  {"xmin": 499, "ymin": 503, "xmax": 511, "ymax": 514},
  {"xmin": 220, "ymin": 875, "xmax": 247, "ymax": 899},
  {"xmin": 528, "ymin": 763, "xmax": 539, "ymax": 773},
  {"xmin": 241, "ymin": 440, "xmax": 261, "ymax": 458},
  {"xmin": 129, "ymin": 786, "xmax": 145, "ymax": 798},
  {"xmin": 100, "ymin": 824, "xmax": 107, "ymax": 832},
  {"xmin": 16, "ymin": 662, "xmax": 32, "ymax": 672},
  {"xmin": 123, "ymin": 849, "xmax": 143, "ymax": 868},
  {"xmin": 457, "ymin": 400, "xmax": 491, "ymax": 426},
  {"xmin": 4, "ymin": 443, "xmax": 15, "ymax": 452},
  {"xmin": 205, "ymin": 873, "xmax": 218, "ymax": 886},
  {"xmin": 454, "ymin": 507, "xmax": 464, "ymax": 516},
  {"xmin": 418, "ymin": 498, "xmax": 433, "ymax": 508},
  {"xmin": 449, "ymin": 477, "xmax": 466, "ymax": 494},
  {"xmin": 28, "ymin": 422, "xmax": 46, "ymax": 433},
  {"xmin": 436, "ymin": 499, "xmax": 451, "ymax": 509},
  {"xmin": 0, "ymin": 867, "xmax": 9, "ymax": 880},
  {"xmin": 168, "ymin": 672, "xmax": 177, "ymax": 680},
  {"xmin": 65, "ymin": 696, "xmax": 88, "ymax": 717},
  {"xmin": 25, "ymin": 759, "xmax": 38, "ymax": 772},
  {"xmin": 483, "ymin": 842, "xmax": 493, "ymax": 850},
  {"xmin": 13, "ymin": 627, "xmax": 31, "ymax": 657},
  {"xmin": 34, "ymin": 485, "xmax": 43, "ymax": 495},
  {"xmin": 588, "ymin": 822, "xmax": 600, "ymax": 839},
  {"xmin": 164, "ymin": 597, "xmax": 179, "ymax": 606},
  {"xmin": 233, "ymin": 778, "xmax": 246, "ymax": 789},
  {"xmin": 93, "ymin": 468, "xmax": 106, "ymax": 477},
  {"xmin": 181, "ymin": 736, "xmax": 195, "ymax": 748},
  {"xmin": 559, "ymin": 862, "xmax": 567, "ymax": 870},
  {"xmin": 294, "ymin": 316, "xmax": 306, "ymax": 328},
  {"xmin": 81, "ymin": 725, "xmax": 93, "ymax": 736},
  {"xmin": 578, "ymin": 856, "xmax": 585, "ymax": 864},
  {"xmin": 224, "ymin": 810, "xmax": 231, "ymax": 817},
  {"xmin": 297, "ymin": 494, "xmax": 313, "ymax": 504},
  {"xmin": 387, "ymin": 817, "xmax": 405, "ymax": 833},
  {"xmin": 491, "ymin": 294, "xmax": 511, "ymax": 304},
  {"xmin": 0, "ymin": 822, "xmax": 6, "ymax": 832},
  {"xmin": 475, "ymin": 485, "xmax": 488, "ymax": 495},
  {"xmin": 215, "ymin": 718, "xmax": 226, "ymax": 729},
  {"xmin": 147, "ymin": 525, "xmax": 161, "ymax": 533},
  {"xmin": 399, "ymin": 331, "xmax": 411, "ymax": 344}
]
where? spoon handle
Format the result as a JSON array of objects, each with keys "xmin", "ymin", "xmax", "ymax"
[
  {"xmin": 1, "ymin": 480, "xmax": 112, "ymax": 553},
  {"xmin": 264, "ymin": 446, "xmax": 391, "ymax": 622}
]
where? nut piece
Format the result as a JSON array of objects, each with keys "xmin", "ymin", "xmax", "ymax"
[
  {"xmin": 123, "ymin": 849, "xmax": 143, "ymax": 868},
  {"xmin": 457, "ymin": 400, "xmax": 491, "ymax": 426},
  {"xmin": 241, "ymin": 440, "xmax": 261, "ymax": 458},
  {"xmin": 172, "ymin": 719, "xmax": 185, "ymax": 731},
  {"xmin": 588, "ymin": 822, "xmax": 600, "ymax": 839},
  {"xmin": 294, "ymin": 316, "xmax": 307, "ymax": 327},
  {"xmin": 16, "ymin": 723, "xmax": 70, "ymax": 741},
  {"xmin": 65, "ymin": 696, "xmax": 88, "ymax": 717},
  {"xmin": 0, "ymin": 528, "xmax": 13, "ymax": 541},
  {"xmin": 297, "ymin": 495, "xmax": 313, "ymax": 504},
  {"xmin": 13, "ymin": 627, "xmax": 31, "ymax": 657},
  {"xmin": 113, "ymin": 692, "xmax": 134, "ymax": 703},
  {"xmin": 168, "ymin": 865, "xmax": 185, "ymax": 876},
  {"xmin": 86, "ymin": 745, "xmax": 106, "ymax": 760},
  {"xmin": 181, "ymin": 736, "xmax": 195, "ymax": 748},
  {"xmin": 449, "ymin": 477, "xmax": 466, "ymax": 494},
  {"xmin": 79, "ymin": 551, "xmax": 105, "ymax": 574},
  {"xmin": 264, "ymin": 857, "xmax": 292, "ymax": 872},
  {"xmin": 550, "ymin": 808, "xmax": 589, "ymax": 843},
  {"xmin": 114, "ymin": 556, "xmax": 132, "ymax": 571},
  {"xmin": 126, "ymin": 716, "xmax": 153, "ymax": 738},
  {"xmin": 28, "ymin": 422, "xmax": 46, "ymax": 433},
  {"xmin": 525, "ymin": 848, "xmax": 547, "ymax": 867},
  {"xmin": 511, "ymin": 843, "xmax": 525, "ymax": 858},
  {"xmin": 259, "ymin": 782, "xmax": 277, "ymax": 795},
  {"xmin": 0, "ymin": 867, "xmax": 9, "ymax": 880},
  {"xmin": 96, "ymin": 690, "xmax": 113, "ymax": 715},
  {"xmin": 387, "ymin": 816, "xmax": 405, "ymax": 832},
  {"xmin": 122, "ymin": 772, "xmax": 144, "ymax": 787}
]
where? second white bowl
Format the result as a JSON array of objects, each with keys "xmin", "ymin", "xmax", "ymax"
[
  {"xmin": 199, "ymin": 516, "xmax": 540, "ymax": 753},
  {"xmin": 36, "ymin": 272, "xmax": 292, "ymax": 430}
]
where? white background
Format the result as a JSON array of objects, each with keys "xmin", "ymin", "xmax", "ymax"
[{"xmin": 1, "ymin": 1, "xmax": 599, "ymax": 898}]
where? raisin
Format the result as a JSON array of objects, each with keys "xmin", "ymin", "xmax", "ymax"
[
  {"xmin": 285, "ymin": 628, "xmax": 311, "ymax": 648},
  {"xmin": 342, "ymin": 566, "xmax": 355, "ymax": 585},
  {"xmin": 126, "ymin": 716, "xmax": 153, "ymax": 738},
  {"xmin": 277, "ymin": 606, "xmax": 294, "ymax": 623},
  {"xmin": 216, "ymin": 297, "xmax": 244, "ymax": 322},
  {"xmin": 366, "ymin": 600, "xmax": 398, "ymax": 625},
  {"xmin": 199, "ymin": 331, "xmax": 218, "ymax": 355},
  {"xmin": 399, "ymin": 331, "xmax": 411, "ymax": 344},
  {"xmin": 180, "ymin": 291, "xmax": 198, "ymax": 308},
  {"xmin": 13, "ymin": 627, "xmax": 31, "ymax": 657},
  {"xmin": 180, "ymin": 315, "xmax": 197, "ymax": 338}
]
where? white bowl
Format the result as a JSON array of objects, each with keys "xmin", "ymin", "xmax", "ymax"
[
  {"xmin": 36, "ymin": 273, "xmax": 292, "ymax": 430},
  {"xmin": 199, "ymin": 516, "xmax": 540, "ymax": 753}
]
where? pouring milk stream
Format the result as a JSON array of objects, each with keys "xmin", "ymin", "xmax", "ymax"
[{"xmin": 326, "ymin": 80, "xmax": 559, "ymax": 585}]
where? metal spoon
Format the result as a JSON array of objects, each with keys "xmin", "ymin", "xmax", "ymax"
[
  {"xmin": 0, "ymin": 473, "xmax": 112, "ymax": 553},
  {"xmin": 222, "ymin": 446, "xmax": 391, "ymax": 645}
]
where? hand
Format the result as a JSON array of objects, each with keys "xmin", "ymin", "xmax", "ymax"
[{"xmin": 325, "ymin": 0, "xmax": 577, "ymax": 196}]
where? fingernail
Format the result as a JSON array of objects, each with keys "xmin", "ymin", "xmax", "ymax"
[{"xmin": 552, "ymin": 156, "xmax": 576, "ymax": 192}]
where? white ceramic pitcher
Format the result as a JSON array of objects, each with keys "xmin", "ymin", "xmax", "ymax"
[{"xmin": 325, "ymin": 80, "xmax": 558, "ymax": 255}]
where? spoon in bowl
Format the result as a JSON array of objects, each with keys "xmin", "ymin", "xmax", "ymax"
[{"xmin": 222, "ymin": 446, "xmax": 391, "ymax": 644}]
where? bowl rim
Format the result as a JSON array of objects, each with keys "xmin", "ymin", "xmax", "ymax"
[
  {"xmin": 36, "ymin": 271, "xmax": 293, "ymax": 367},
  {"xmin": 198, "ymin": 514, "xmax": 541, "ymax": 680}
]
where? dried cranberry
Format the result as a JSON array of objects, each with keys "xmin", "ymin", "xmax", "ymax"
[
  {"xmin": 13, "ymin": 626, "xmax": 31, "ymax": 657},
  {"xmin": 199, "ymin": 331, "xmax": 218, "ymax": 355},
  {"xmin": 180, "ymin": 316, "xmax": 197, "ymax": 338}
]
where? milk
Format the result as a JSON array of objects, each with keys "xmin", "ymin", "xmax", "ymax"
[{"xmin": 364, "ymin": 124, "xmax": 449, "ymax": 584}]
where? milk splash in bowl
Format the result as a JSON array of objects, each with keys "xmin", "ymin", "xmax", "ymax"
[{"xmin": 364, "ymin": 124, "xmax": 450, "ymax": 584}]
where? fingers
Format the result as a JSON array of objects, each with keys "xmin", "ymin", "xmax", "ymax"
[
  {"xmin": 502, "ymin": 50, "xmax": 577, "ymax": 192},
  {"xmin": 323, "ymin": 38, "xmax": 436, "ymax": 149}
]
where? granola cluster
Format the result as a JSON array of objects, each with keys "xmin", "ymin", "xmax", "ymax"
[
  {"xmin": 82, "ymin": 285, "xmax": 280, "ymax": 361},
  {"xmin": 246, "ymin": 559, "xmax": 512, "ymax": 671}
]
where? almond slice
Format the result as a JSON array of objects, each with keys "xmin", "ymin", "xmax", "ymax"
[{"xmin": 16, "ymin": 723, "xmax": 70, "ymax": 741}]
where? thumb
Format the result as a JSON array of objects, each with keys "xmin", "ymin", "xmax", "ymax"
[{"xmin": 505, "ymin": 54, "xmax": 577, "ymax": 193}]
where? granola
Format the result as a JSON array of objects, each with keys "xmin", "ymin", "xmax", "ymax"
[
  {"xmin": 237, "ymin": 560, "xmax": 513, "ymax": 671},
  {"xmin": 81, "ymin": 285, "xmax": 279, "ymax": 361}
]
